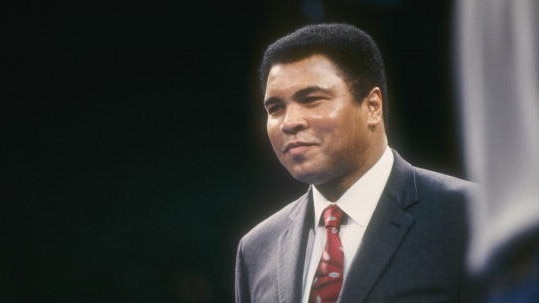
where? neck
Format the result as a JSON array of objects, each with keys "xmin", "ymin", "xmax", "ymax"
[{"xmin": 316, "ymin": 137, "xmax": 387, "ymax": 202}]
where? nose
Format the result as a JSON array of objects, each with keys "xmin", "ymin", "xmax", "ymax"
[{"xmin": 280, "ymin": 104, "xmax": 308, "ymax": 134}]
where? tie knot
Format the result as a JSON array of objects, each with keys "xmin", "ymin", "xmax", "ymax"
[{"xmin": 322, "ymin": 205, "xmax": 344, "ymax": 228}]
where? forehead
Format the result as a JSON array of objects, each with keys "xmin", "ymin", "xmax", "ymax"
[{"xmin": 265, "ymin": 54, "xmax": 346, "ymax": 95}]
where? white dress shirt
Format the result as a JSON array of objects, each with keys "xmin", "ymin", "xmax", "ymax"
[{"xmin": 300, "ymin": 147, "xmax": 394, "ymax": 303}]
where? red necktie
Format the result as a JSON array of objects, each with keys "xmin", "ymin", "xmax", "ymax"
[{"xmin": 309, "ymin": 205, "xmax": 345, "ymax": 303}]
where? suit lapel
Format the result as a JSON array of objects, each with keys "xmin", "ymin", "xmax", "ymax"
[
  {"xmin": 340, "ymin": 151, "xmax": 419, "ymax": 303},
  {"xmin": 277, "ymin": 190, "xmax": 313, "ymax": 303}
]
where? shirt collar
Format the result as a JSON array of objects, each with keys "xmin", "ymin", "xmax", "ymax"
[{"xmin": 312, "ymin": 146, "xmax": 394, "ymax": 228}]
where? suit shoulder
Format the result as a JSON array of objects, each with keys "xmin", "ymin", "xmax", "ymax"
[
  {"xmin": 239, "ymin": 192, "xmax": 309, "ymax": 248},
  {"xmin": 414, "ymin": 166, "xmax": 476, "ymax": 194}
]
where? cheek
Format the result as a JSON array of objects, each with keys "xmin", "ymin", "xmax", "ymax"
[
  {"xmin": 266, "ymin": 122, "xmax": 282, "ymax": 146},
  {"xmin": 311, "ymin": 108, "xmax": 348, "ymax": 135},
  {"xmin": 309, "ymin": 105, "xmax": 340, "ymax": 122},
  {"xmin": 318, "ymin": 111, "xmax": 364, "ymax": 150}
]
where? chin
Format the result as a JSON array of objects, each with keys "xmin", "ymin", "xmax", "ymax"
[{"xmin": 289, "ymin": 169, "xmax": 326, "ymax": 185}]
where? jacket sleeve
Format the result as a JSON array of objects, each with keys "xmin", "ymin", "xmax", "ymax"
[{"xmin": 235, "ymin": 238, "xmax": 251, "ymax": 303}]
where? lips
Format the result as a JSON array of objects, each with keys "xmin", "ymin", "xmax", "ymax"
[{"xmin": 283, "ymin": 141, "xmax": 317, "ymax": 153}]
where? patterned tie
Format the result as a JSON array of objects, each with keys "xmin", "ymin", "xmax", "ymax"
[{"xmin": 309, "ymin": 204, "xmax": 345, "ymax": 303}]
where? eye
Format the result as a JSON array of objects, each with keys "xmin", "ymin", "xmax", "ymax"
[
  {"xmin": 299, "ymin": 96, "xmax": 324, "ymax": 104},
  {"xmin": 265, "ymin": 103, "xmax": 285, "ymax": 115}
]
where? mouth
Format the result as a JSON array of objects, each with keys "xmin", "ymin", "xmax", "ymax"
[{"xmin": 283, "ymin": 141, "xmax": 317, "ymax": 153}]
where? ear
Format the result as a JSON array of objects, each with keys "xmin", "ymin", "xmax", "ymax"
[{"xmin": 365, "ymin": 87, "xmax": 383, "ymax": 127}]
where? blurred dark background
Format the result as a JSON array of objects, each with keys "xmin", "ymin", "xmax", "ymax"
[{"xmin": 4, "ymin": 0, "xmax": 464, "ymax": 302}]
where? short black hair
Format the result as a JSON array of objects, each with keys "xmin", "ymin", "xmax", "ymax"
[{"xmin": 260, "ymin": 23, "xmax": 388, "ymax": 123}]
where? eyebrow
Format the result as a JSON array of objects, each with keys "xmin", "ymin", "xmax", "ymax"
[
  {"xmin": 264, "ymin": 85, "xmax": 331, "ymax": 107},
  {"xmin": 292, "ymin": 86, "xmax": 331, "ymax": 100}
]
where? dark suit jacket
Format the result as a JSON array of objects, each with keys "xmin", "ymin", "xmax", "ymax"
[{"xmin": 235, "ymin": 151, "xmax": 475, "ymax": 303}]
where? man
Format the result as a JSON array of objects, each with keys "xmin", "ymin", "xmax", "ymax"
[{"xmin": 235, "ymin": 23, "xmax": 474, "ymax": 303}]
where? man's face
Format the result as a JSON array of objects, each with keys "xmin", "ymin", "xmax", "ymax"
[{"xmin": 264, "ymin": 54, "xmax": 382, "ymax": 188}]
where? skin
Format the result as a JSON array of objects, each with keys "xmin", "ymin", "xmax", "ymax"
[{"xmin": 264, "ymin": 54, "xmax": 387, "ymax": 201}]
